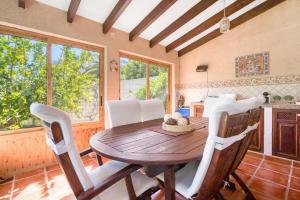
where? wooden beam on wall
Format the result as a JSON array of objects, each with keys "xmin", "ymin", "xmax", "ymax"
[
  {"xmin": 67, "ymin": 0, "xmax": 81, "ymax": 23},
  {"xmin": 149, "ymin": 0, "xmax": 218, "ymax": 48},
  {"xmin": 178, "ymin": 0, "xmax": 286, "ymax": 57},
  {"xmin": 18, "ymin": 0, "xmax": 26, "ymax": 8},
  {"xmin": 166, "ymin": 0, "xmax": 255, "ymax": 52},
  {"xmin": 129, "ymin": 0, "xmax": 177, "ymax": 41},
  {"xmin": 103, "ymin": 0, "xmax": 132, "ymax": 34}
]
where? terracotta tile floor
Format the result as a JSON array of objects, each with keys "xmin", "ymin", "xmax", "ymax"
[{"xmin": 1, "ymin": 151, "xmax": 300, "ymax": 200}]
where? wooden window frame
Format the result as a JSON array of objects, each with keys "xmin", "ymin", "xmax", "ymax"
[
  {"xmin": 119, "ymin": 52, "xmax": 172, "ymax": 113},
  {"xmin": 0, "ymin": 25, "xmax": 105, "ymax": 131}
]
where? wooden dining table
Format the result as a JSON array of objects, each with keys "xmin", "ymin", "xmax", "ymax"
[{"xmin": 89, "ymin": 117, "xmax": 209, "ymax": 200}]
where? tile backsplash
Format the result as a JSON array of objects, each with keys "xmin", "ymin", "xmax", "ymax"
[{"xmin": 177, "ymin": 74, "xmax": 300, "ymax": 104}]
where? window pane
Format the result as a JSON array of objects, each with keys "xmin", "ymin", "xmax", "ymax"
[
  {"xmin": 120, "ymin": 57, "xmax": 147, "ymax": 100},
  {"xmin": 52, "ymin": 44, "xmax": 100, "ymax": 123},
  {"xmin": 149, "ymin": 64, "xmax": 169, "ymax": 111},
  {"xmin": 0, "ymin": 34, "xmax": 47, "ymax": 130}
]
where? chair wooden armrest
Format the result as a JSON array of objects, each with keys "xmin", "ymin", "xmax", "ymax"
[
  {"xmin": 79, "ymin": 148, "xmax": 93, "ymax": 157},
  {"xmin": 77, "ymin": 164, "xmax": 142, "ymax": 200}
]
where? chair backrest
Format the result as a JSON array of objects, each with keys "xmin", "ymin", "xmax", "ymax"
[
  {"xmin": 139, "ymin": 99, "xmax": 165, "ymax": 122},
  {"xmin": 187, "ymin": 99, "xmax": 257, "ymax": 200},
  {"xmin": 106, "ymin": 99, "xmax": 141, "ymax": 128},
  {"xmin": 30, "ymin": 103, "xmax": 94, "ymax": 197},
  {"xmin": 230, "ymin": 107, "xmax": 262, "ymax": 173},
  {"xmin": 202, "ymin": 96, "xmax": 236, "ymax": 117}
]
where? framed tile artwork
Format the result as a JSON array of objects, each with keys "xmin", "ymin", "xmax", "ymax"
[{"xmin": 235, "ymin": 52, "xmax": 269, "ymax": 77}]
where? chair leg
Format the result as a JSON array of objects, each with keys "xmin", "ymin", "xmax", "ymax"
[
  {"xmin": 224, "ymin": 176, "xmax": 236, "ymax": 191},
  {"xmin": 214, "ymin": 192, "xmax": 225, "ymax": 200},
  {"xmin": 125, "ymin": 176, "xmax": 137, "ymax": 200},
  {"xmin": 231, "ymin": 172, "xmax": 255, "ymax": 200},
  {"xmin": 96, "ymin": 155, "xmax": 103, "ymax": 166}
]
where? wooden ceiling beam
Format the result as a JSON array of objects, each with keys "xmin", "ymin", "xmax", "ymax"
[
  {"xmin": 129, "ymin": 0, "xmax": 177, "ymax": 41},
  {"xmin": 166, "ymin": 0, "xmax": 255, "ymax": 52},
  {"xmin": 67, "ymin": 0, "xmax": 81, "ymax": 23},
  {"xmin": 178, "ymin": 0, "xmax": 286, "ymax": 57},
  {"xmin": 149, "ymin": 0, "xmax": 218, "ymax": 48},
  {"xmin": 103, "ymin": 0, "xmax": 132, "ymax": 34},
  {"xmin": 18, "ymin": 0, "xmax": 26, "ymax": 8}
]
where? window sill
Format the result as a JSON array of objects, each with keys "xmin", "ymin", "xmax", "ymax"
[{"xmin": 0, "ymin": 121, "xmax": 104, "ymax": 136}]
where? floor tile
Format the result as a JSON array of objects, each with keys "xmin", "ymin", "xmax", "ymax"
[
  {"xmin": 292, "ymin": 167, "xmax": 300, "ymax": 178},
  {"xmin": 246, "ymin": 151, "xmax": 264, "ymax": 159},
  {"xmin": 0, "ymin": 182, "xmax": 13, "ymax": 199},
  {"xmin": 293, "ymin": 161, "xmax": 300, "ymax": 168},
  {"xmin": 288, "ymin": 189, "xmax": 300, "ymax": 200},
  {"xmin": 13, "ymin": 174, "xmax": 46, "ymax": 194},
  {"xmin": 46, "ymin": 164, "xmax": 60, "ymax": 172},
  {"xmin": 242, "ymin": 156, "xmax": 262, "ymax": 166},
  {"xmin": 12, "ymin": 184, "xmax": 50, "ymax": 200},
  {"xmin": 15, "ymin": 168, "xmax": 45, "ymax": 180},
  {"xmin": 264, "ymin": 155, "xmax": 292, "ymax": 166},
  {"xmin": 235, "ymin": 171, "xmax": 252, "ymax": 183},
  {"xmin": 237, "ymin": 162, "xmax": 257, "ymax": 175},
  {"xmin": 255, "ymin": 168, "xmax": 289, "ymax": 186},
  {"xmin": 252, "ymin": 190, "xmax": 278, "ymax": 200},
  {"xmin": 47, "ymin": 169, "xmax": 66, "ymax": 182},
  {"xmin": 290, "ymin": 177, "xmax": 300, "ymax": 191},
  {"xmin": 249, "ymin": 177, "xmax": 286, "ymax": 200},
  {"xmin": 52, "ymin": 192, "xmax": 76, "ymax": 200},
  {"xmin": 260, "ymin": 160, "xmax": 291, "ymax": 174}
]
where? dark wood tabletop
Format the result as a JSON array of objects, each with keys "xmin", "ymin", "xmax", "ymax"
[
  {"xmin": 90, "ymin": 118, "xmax": 208, "ymax": 165},
  {"xmin": 89, "ymin": 117, "xmax": 209, "ymax": 200}
]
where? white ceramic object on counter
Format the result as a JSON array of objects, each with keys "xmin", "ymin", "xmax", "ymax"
[{"xmin": 296, "ymin": 102, "xmax": 300, "ymax": 105}]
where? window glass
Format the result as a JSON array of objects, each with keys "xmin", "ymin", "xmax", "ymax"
[
  {"xmin": 52, "ymin": 44, "xmax": 100, "ymax": 122},
  {"xmin": 120, "ymin": 57, "xmax": 147, "ymax": 100},
  {"xmin": 0, "ymin": 34, "xmax": 47, "ymax": 130},
  {"xmin": 149, "ymin": 64, "xmax": 169, "ymax": 111}
]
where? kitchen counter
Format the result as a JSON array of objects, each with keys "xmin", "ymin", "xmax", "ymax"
[{"xmin": 263, "ymin": 103, "xmax": 300, "ymax": 109}]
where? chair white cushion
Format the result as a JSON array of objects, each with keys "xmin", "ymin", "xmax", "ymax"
[
  {"xmin": 106, "ymin": 99, "xmax": 142, "ymax": 128},
  {"xmin": 88, "ymin": 160, "xmax": 157, "ymax": 200},
  {"xmin": 30, "ymin": 103, "xmax": 93, "ymax": 191},
  {"xmin": 139, "ymin": 99, "xmax": 165, "ymax": 121},
  {"xmin": 157, "ymin": 160, "xmax": 200, "ymax": 199},
  {"xmin": 202, "ymin": 96, "xmax": 236, "ymax": 118},
  {"xmin": 219, "ymin": 93, "xmax": 237, "ymax": 100},
  {"xmin": 236, "ymin": 96, "xmax": 265, "ymax": 110}
]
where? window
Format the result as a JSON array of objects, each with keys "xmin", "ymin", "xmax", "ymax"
[
  {"xmin": 120, "ymin": 54, "xmax": 171, "ymax": 112},
  {"xmin": 0, "ymin": 32, "xmax": 103, "ymax": 131},
  {"xmin": 52, "ymin": 44, "xmax": 100, "ymax": 122},
  {"xmin": 0, "ymin": 34, "xmax": 47, "ymax": 130}
]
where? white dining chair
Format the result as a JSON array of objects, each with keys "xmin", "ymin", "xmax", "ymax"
[
  {"xmin": 30, "ymin": 103, "xmax": 157, "ymax": 200},
  {"xmin": 106, "ymin": 99, "xmax": 142, "ymax": 128},
  {"xmin": 139, "ymin": 99, "xmax": 165, "ymax": 122},
  {"xmin": 156, "ymin": 98, "xmax": 260, "ymax": 200}
]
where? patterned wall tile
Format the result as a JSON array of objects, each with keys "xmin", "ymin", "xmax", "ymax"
[{"xmin": 177, "ymin": 74, "xmax": 300, "ymax": 104}]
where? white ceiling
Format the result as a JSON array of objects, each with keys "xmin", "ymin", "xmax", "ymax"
[{"xmin": 36, "ymin": 0, "xmax": 266, "ymax": 52}]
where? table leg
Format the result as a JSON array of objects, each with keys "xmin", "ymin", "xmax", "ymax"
[{"xmin": 164, "ymin": 166, "xmax": 175, "ymax": 200}]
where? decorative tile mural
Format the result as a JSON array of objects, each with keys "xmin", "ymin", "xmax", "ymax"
[
  {"xmin": 235, "ymin": 52, "xmax": 269, "ymax": 77},
  {"xmin": 176, "ymin": 74, "xmax": 300, "ymax": 104}
]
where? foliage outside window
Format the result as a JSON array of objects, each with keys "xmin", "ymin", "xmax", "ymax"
[
  {"xmin": 0, "ymin": 34, "xmax": 47, "ymax": 130},
  {"xmin": 120, "ymin": 56, "xmax": 169, "ymax": 111},
  {"xmin": 0, "ymin": 34, "xmax": 101, "ymax": 131},
  {"xmin": 52, "ymin": 45, "xmax": 100, "ymax": 122}
]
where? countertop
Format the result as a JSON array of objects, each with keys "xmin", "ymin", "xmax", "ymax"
[
  {"xmin": 188, "ymin": 102, "xmax": 300, "ymax": 110},
  {"xmin": 263, "ymin": 103, "xmax": 300, "ymax": 110}
]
